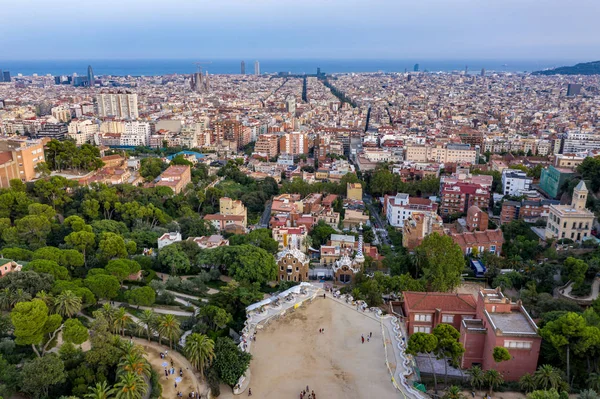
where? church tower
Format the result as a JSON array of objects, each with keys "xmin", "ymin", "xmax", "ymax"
[{"xmin": 572, "ymin": 181, "xmax": 588, "ymax": 210}]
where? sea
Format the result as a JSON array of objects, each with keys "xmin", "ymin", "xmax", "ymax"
[{"xmin": 0, "ymin": 59, "xmax": 581, "ymax": 77}]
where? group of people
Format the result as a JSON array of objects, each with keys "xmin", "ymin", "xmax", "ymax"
[
  {"xmin": 361, "ymin": 332, "xmax": 373, "ymax": 344},
  {"xmin": 164, "ymin": 367, "xmax": 183, "ymax": 378},
  {"xmin": 300, "ymin": 385, "xmax": 316, "ymax": 399}
]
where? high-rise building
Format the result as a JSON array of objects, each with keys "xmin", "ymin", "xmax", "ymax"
[
  {"xmin": 481, "ymin": 68, "xmax": 486, "ymax": 77},
  {"xmin": 254, "ymin": 60, "xmax": 260, "ymax": 75},
  {"xmin": 37, "ymin": 123, "xmax": 68, "ymax": 140},
  {"xmin": 87, "ymin": 65, "xmax": 94, "ymax": 87},
  {"xmin": 96, "ymin": 92, "xmax": 139, "ymax": 119},
  {"xmin": 285, "ymin": 96, "xmax": 296, "ymax": 114},
  {"xmin": 0, "ymin": 70, "xmax": 9, "ymax": 82},
  {"xmin": 567, "ymin": 83, "xmax": 582, "ymax": 97},
  {"xmin": 241, "ymin": 61, "xmax": 245, "ymax": 75},
  {"xmin": 0, "ymin": 70, "xmax": 3, "ymax": 82},
  {"xmin": 413, "ymin": 63, "xmax": 419, "ymax": 72},
  {"xmin": 0, "ymin": 137, "xmax": 46, "ymax": 187},
  {"xmin": 279, "ymin": 132, "xmax": 307, "ymax": 156}
]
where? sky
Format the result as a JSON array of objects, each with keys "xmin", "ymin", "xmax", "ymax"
[{"xmin": 1, "ymin": 0, "xmax": 599, "ymax": 60}]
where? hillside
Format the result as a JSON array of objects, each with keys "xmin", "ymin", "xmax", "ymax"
[{"xmin": 533, "ymin": 60, "xmax": 600, "ymax": 75}]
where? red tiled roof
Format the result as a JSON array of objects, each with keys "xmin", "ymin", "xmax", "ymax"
[
  {"xmin": 451, "ymin": 229, "xmax": 504, "ymax": 246},
  {"xmin": 403, "ymin": 291, "xmax": 477, "ymax": 313}
]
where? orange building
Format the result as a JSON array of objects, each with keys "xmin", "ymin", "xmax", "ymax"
[
  {"xmin": 155, "ymin": 165, "xmax": 191, "ymax": 194},
  {"xmin": 0, "ymin": 137, "xmax": 45, "ymax": 188}
]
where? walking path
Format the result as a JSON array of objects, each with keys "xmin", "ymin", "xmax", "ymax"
[{"xmin": 101, "ymin": 300, "xmax": 195, "ymax": 317}]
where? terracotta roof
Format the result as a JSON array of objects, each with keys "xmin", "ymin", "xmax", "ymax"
[
  {"xmin": 403, "ymin": 291, "xmax": 477, "ymax": 313},
  {"xmin": 451, "ymin": 229, "xmax": 504, "ymax": 246}
]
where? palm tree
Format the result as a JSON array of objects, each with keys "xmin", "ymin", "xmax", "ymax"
[
  {"xmin": 443, "ymin": 386, "xmax": 466, "ymax": 399},
  {"xmin": 119, "ymin": 353, "xmax": 151, "ymax": 378},
  {"xmin": 157, "ymin": 314, "xmax": 181, "ymax": 349},
  {"xmin": 114, "ymin": 308, "xmax": 132, "ymax": 336},
  {"xmin": 184, "ymin": 333, "xmax": 215, "ymax": 376},
  {"xmin": 99, "ymin": 303, "xmax": 117, "ymax": 327},
  {"xmin": 12, "ymin": 288, "xmax": 31, "ymax": 306},
  {"xmin": 118, "ymin": 340, "xmax": 145, "ymax": 357},
  {"xmin": 35, "ymin": 290, "xmax": 55, "ymax": 308},
  {"xmin": 468, "ymin": 366, "xmax": 484, "ymax": 392},
  {"xmin": 112, "ymin": 372, "xmax": 147, "ymax": 399},
  {"xmin": 54, "ymin": 290, "xmax": 82, "ymax": 318},
  {"xmin": 587, "ymin": 373, "xmax": 600, "ymax": 393},
  {"xmin": 519, "ymin": 373, "xmax": 536, "ymax": 393},
  {"xmin": 483, "ymin": 369, "xmax": 504, "ymax": 395},
  {"xmin": 534, "ymin": 365, "xmax": 563, "ymax": 391},
  {"xmin": 85, "ymin": 381, "xmax": 112, "ymax": 399},
  {"xmin": 0, "ymin": 288, "xmax": 12, "ymax": 310},
  {"xmin": 137, "ymin": 310, "xmax": 157, "ymax": 342}
]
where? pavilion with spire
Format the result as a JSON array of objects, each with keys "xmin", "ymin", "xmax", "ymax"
[{"xmin": 332, "ymin": 223, "xmax": 366, "ymax": 283}]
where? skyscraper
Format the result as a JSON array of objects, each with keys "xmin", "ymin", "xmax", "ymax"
[
  {"xmin": 413, "ymin": 63, "xmax": 419, "ymax": 72},
  {"xmin": 87, "ymin": 65, "xmax": 94, "ymax": 87},
  {"xmin": 567, "ymin": 83, "xmax": 582, "ymax": 97},
  {"xmin": 241, "ymin": 61, "xmax": 245, "ymax": 75},
  {"xmin": 4, "ymin": 71, "xmax": 11, "ymax": 82},
  {"xmin": 481, "ymin": 68, "xmax": 486, "ymax": 77},
  {"xmin": 96, "ymin": 92, "xmax": 139, "ymax": 119},
  {"xmin": 254, "ymin": 60, "xmax": 260, "ymax": 75}
]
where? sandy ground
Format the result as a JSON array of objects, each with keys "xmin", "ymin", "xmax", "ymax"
[
  {"xmin": 135, "ymin": 339, "xmax": 207, "ymax": 399},
  {"xmin": 222, "ymin": 297, "xmax": 399, "ymax": 399}
]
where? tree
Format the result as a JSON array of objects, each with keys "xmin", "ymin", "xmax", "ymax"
[
  {"xmin": 119, "ymin": 353, "xmax": 151, "ymax": 377},
  {"xmin": 492, "ymin": 346, "xmax": 512, "ymax": 363},
  {"xmin": 229, "ymin": 228, "xmax": 279, "ymax": 254},
  {"xmin": 63, "ymin": 318, "xmax": 89, "ymax": 344},
  {"xmin": 140, "ymin": 158, "xmax": 167, "ymax": 181},
  {"xmin": 85, "ymin": 381, "xmax": 112, "ymax": 399},
  {"xmin": 158, "ymin": 244, "xmax": 190, "ymax": 276},
  {"xmin": 64, "ymin": 230, "xmax": 96, "ymax": 266},
  {"xmin": 443, "ymin": 386, "xmax": 466, "ymax": 399},
  {"xmin": 15, "ymin": 215, "xmax": 52, "ymax": 249},
  {"xmin": 84, "ymin": 274, "xmax": 121, "ymax": 300},
  {"xmin": 21, "ymin": 353, "xmax": 66, "ymax": 398},
  {"xmin": 578, "ymin": 390, "xmax": 600, "ymax": 399},
  {"xmin": 416, "ymin": 233, "xmax": 465, "ymax": 292},
  {"xmin": 527, "ymin": 390, "xmax": 561, "ymax": 399},
  {"xmin": 106, "ymin": 259, "xmax": 140, "ymax": 285},
  {"xmin": 25, "ymin": 259, "xmax": 69, "ymax": 280},
  {"xmin": 212, "ymin": 337, "xmax": 252, "ymax": 387},
  {"xmin": 184, "ymin": 333, "xmax": 215, "ymax": 375},
  {"xmin": 539, "ymin": 313, "xmax": 589, "ymax": 385},
  {"xmin": 114, "ymin": 307, "xmax": 132, "ymax": 337},
  {"xmin": 10, "ymin": 299, "xmax": 61, "ymax": 357},
  {"xmin": 0, "ymin": 354, "xmax": 20, "ymax": 399},
  {"xmin": 137, "ymin": 309, "xmax": 157, "ymax": 342},
  {"xmin": 534, "ymin": 365, "xmax": 564, "ymax": 391},
  {"xmin": 309, "ymin": 220, "xmax": 337, "ymax": 249},
  {"xmin": 98, "ymin": 232, "xmax": 131, "ymax": 261},
  {"xmin": 484, "ymin": 369, "xmax": 504, "ymax": 395},
  {"xmin": 468, "ymin": 366, "xmax": 485, "ymax": 391},
  {"xmin": 113, "ymin": 372, "xmax": 147, "ymax": 399},
  {"xmin": 126, "ymin": 286, "xmax": 156, "ymax": 307},
  {"xmin": 198, "ymin": 305, "xmax": 233, "ymax": 331},
  {"xmin": 520, "ymin": 373, "xmax": 537, "ymax": 393},
  {"xmin": 54, "ymin": 290, "xmax": 83, "ymax": 318},
  {"xmin": 407, "ymin": 332, "xmax": 439, "ymax": 390},
  {"xmin": 199, "ymin": 245, "xmax": 277, "ymax": 284},
  {"xmin": 433, "ymin": 324, "xmax": 465, "ymax": 385},
  {"xmin": 0, "ymin": 270, "xmax": 54, "ymax": 297},
  {"xmin": 157, "ymin": 314, "xmax": 180, "ymax": 349},
  {"xmin": 563, "ymin": 257, "xmax": 589, "ymax": 289}
]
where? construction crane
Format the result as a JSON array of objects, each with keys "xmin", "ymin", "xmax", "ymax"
[{"xmin": 192, "ymin": 61, "xmax": 212, "ymax": 74}]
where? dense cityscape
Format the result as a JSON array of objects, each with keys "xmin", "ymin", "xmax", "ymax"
[{"xmin": 1, "ymin": 55, "xmax": 600, "ymax": 399}]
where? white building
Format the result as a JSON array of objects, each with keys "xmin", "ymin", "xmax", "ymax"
[
  {"xmin": 121, "ymin": 122, "xmax": 151, "ymax": 147},
  {"xmin": 501, "ymin": 169, "xmax": 533, "ymax": 197},
  {"xmin": 96, "ymin": 93, "xmax": 139, "ymax": 119},
  {"xmin": 386, "ymin": 193, "xmax": 437, "ymax": 228},
  {"xmin": 157, "ymin": 232, "xmax": 182, "ymax": 249},
  {"xmin": 67, "ymin": 120, "xmax": 99, "ymax": 146}
]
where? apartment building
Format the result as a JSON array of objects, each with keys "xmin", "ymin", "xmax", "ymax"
[
  {"xmin": 155, "ymin": 165, "xmax": 191, "ymax": 194},
  {"xmin": 279, "ymin": 132, "xmax": 308, "ymax": 157},
  {"xmin": 539, "ymin": 166, "xmax": 576, "ymax": 199},
  {"xmin": 440, "ymin": 182, "xmax": 490, "ymax": 215},
  {"xmin": 385, "ymin": 193, "xmax": 438, "ymax": 228},
  {"xmin": 0, "ymin": 137, "xmax": 45, "ymax": 188},
  {"xmin": 254, "ymin": 134, "xmax": 280, "ymax": 159},
  {"xmin": 67, "ymin": 120, "xmax": 99, "ymax": 146},
  {"xmin": 96, "ymin": 92, "xmax": 139, "ymax": 119},
  {"xmin": 272, "ymin": 226, "xmax": 308, "ymax": 252},
  {"xmin": 500, "ymin": 199, "xmax": 559, "ymax": 224},
  {"xmin": 501, "ymin": 169, "xmax": 533, "ymax": 196},
  {"xmin": 405, "ymin": 143, "xmax": 477, "ymax": 164},
  {"xmin": 402, "ymin": 212, "xmax": 445, "ymax": 250},
  {"xmin": 402, "ymin": 291, "xmax": 477, "ymax": 334},
  {"xmin": 219, "ymin": 197, "xmax": 248, "ymax": 227},
  {"xmin": 346, "ymin": 183, "xmax": 363, "ymax": 201},
  {"xmin": 121, "ymin": 121, "xmax": 151, "ymax": 147},
  {"xmin": 545, "ymin": 181, "xmax": 595, "ymax": 242},
  {"xmin": 450, "ymin": 229, "xmax": 504, "ymax": 256}
]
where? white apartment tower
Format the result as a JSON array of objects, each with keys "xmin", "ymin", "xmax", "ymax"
[
  {"xmin": 121, "ymin": 122, "xmax": 151, "ymax": 146},
  {"xmin": 96, "ymin": 93, "xmax": 139, "ymax": 119},
  {"xmin": 254, "ymin": 60, "xmax": 260, "ymax": 75}
]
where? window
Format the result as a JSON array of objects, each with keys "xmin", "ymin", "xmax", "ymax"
[
  {"xmin": 414, "ymin": 326, "xmax": 431, "ymax": 333},
  {"xmin": 490, "ymin": 245, "xmax": 496, "ymax": 254},
  {"xmin": 505, "ymin": 341, "xmax": 532, "ymax": 349},
  {"xmin": 442, "ymin": 315, "xmax": 454, "ymax": 323},
  {"xmin": 415, "ymin": 314, "xmax": 432, "ymax": 322}
]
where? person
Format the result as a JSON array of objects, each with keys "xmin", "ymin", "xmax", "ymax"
[
  {"xmin": 362, "ymin": 336, "xmax": 364, "ymax": 343},
  {"xmin": 165, "ymin": 369, "xmax": 168, "ymax": 376},
  {"xmin": 312, "ymin": 391, "xmax": 315, "ymax": 399},
  {"xmin": 367, "ymin": 336, "xmax": 370, "ymax": 342},
  {"xmin": 471, "ymin": 392, "xmax": 475, "ymax": 398},
  {"xmin": 174, "ymin": 382, "xmax": 177, "ymax": 389},
  {"xmin": 323, "ymin": 293, "xmax": 326, "ymax": 299},
  {"xmin": 370, "ymin": 332, "xmax": 372, "ymax": 338},
  {"xmin": 319, "ymin": 328, "xmax": 321, "ymax": 333},
  {"xmin": 306, "ymin": 385, "xmax": 309, "ymax": 392},
  {"xmin": 248, "ymin": 388, "xmax": 252, "ymax": 396},
  {"xmin": 171, "ymin": 360, "xmax": 174, "ymax": 367}
]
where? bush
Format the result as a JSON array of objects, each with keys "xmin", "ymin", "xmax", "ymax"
[
  {"xmin": 149, "ymin": 369, "xmax": 163, "ymax": 399},
  {"xmin": 571, "ymin": 281, "xmax": 593, "ymax": 297}
]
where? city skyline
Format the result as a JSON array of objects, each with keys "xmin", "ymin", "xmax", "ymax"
[{"xmin": 1, "ymin": 0, "xmax": 599, "ymax": 60}]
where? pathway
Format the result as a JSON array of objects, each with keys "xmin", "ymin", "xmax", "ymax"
[
  {"xmin": 559, "ymin": 277, "xmax": 600, "ymax": 304},
  {"xmin": 101, "ymin": 300, "xmax": 195, "ymax": 317}
]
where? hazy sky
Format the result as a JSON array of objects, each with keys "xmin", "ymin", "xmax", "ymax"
[{"xmin": 2, "ymin": 0, "xmax": 599, "ymax": 60}]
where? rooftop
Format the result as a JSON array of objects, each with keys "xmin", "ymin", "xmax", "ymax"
[{"xmin": 487, "ymin": 312, "xmax": 537, "ymax": 335}]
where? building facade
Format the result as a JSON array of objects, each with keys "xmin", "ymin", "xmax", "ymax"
[{"xmin": 545, "ymin": 181, "xmax": 595, "ymax": 242}]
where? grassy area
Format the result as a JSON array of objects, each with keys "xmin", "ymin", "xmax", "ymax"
[
  {"xmin": 216, "ymin": 179, "xmax": 253, "ymax": 199},
  {"xmin": 205, "ymin": 280, "xmax": 226, "ymax": 290}
]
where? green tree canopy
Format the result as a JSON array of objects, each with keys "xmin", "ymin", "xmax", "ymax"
[
  {"xmin": 212, "ymin": 337, "xmax": 252, "ymax": 387},
  {"xmin": 63, "ymin": 318, "xmax": 89, "ymax": 344},
  {"xmin": 21, "ymin": 353, "xmax": 66, "ymax": 398},
  {"xmin": 198, "ymin": 245, "xmax": 276, "ymax": 284},
  {"xmin": 416, "ymin": 233, "xmax": 465, "ymax": 292},
  {"xmin": 126, "ymin": 286, "xmax": 156, "ymax": 307},
  {"xmin": 84, "ymin": 275, "xmax": 121, "ymax": 300}
]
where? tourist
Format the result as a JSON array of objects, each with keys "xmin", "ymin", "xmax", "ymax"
[
  {"xmin": 174, "ymin": 382, "xmax": 177, "ymax": 389},
  {"xmin": 367, "ymin": 336, "xmax": 370, "ymax": 342},
  {"xmin": 306, "ymin": 385, "xmax": 309, "ymax": 392},
  {"xmin": 319, "ymin": 328, "xmax": 322, "ymax": 333},
  {"xmin": 312, "ymin": 390, "xmax": 315, "ymax": 399},
  {"xmin": 369, "ymin": 332, "xmax": 372, "ymax": 338},
  {"xmin": 164, "ymin": 369, "xmax": 168, "ymax": 376},
  {"xmin": 248, "ymin": 387, "xmax": 252, "ymax": 396}
]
